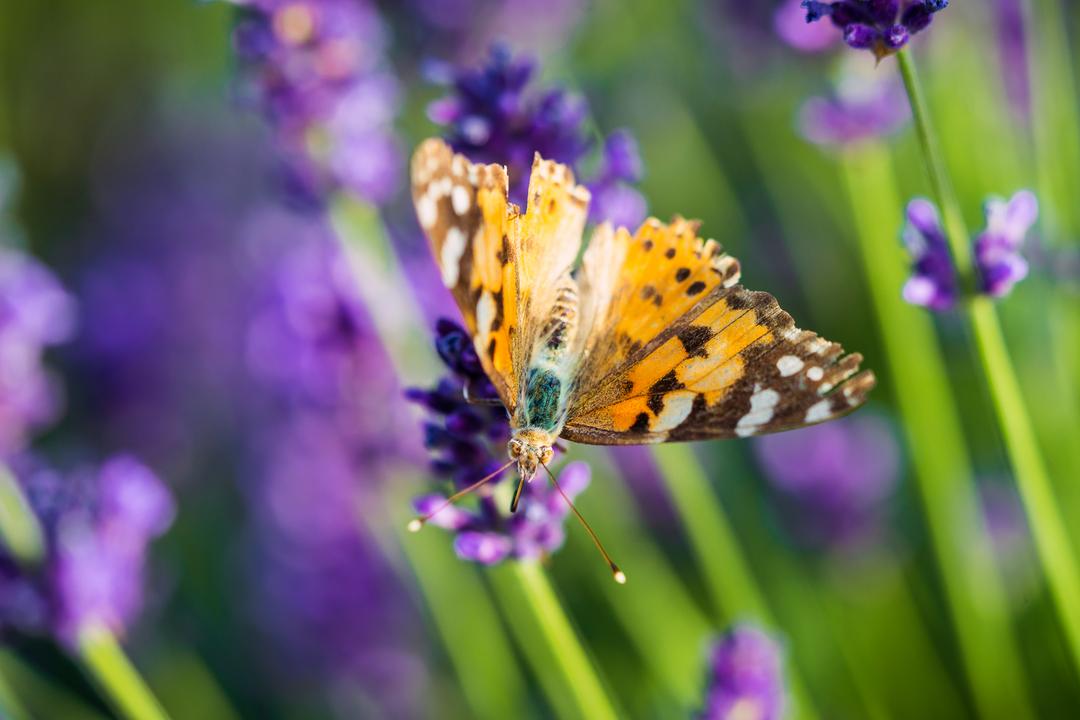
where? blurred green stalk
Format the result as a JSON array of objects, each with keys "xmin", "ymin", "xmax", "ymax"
[
  {"xmin": 651, "ymin": 444, "xmax": 818, "ymax": 720},
  {"xmin": 489, "ymin": 562, "xmax": 620, "ymax": 720},
  {"xmin": 0, "ymin": 650, "xmax": 108, "ymax": 720},
  {"xmin": 77, "ymin": 624, "xmax": 171, "ymax": 720},
  {"xmin": 898, "ymin": 49, "xmax": 1080, "ymax": 682},
  {"xmin": 0, "ymin": 465, "xmax": 43, "ymax": 565},
  {"xmin": 841, "ymin": 141, "xmax": 1032, "ymax": 720}
]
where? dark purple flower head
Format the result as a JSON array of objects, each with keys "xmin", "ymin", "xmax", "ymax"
[
  {"xmin": 227, "ymin": 0, "xmax": 401, "ymax": 204},
  {"xmin": 798, "ymin": 55, "xmax": 910, "ymax": 147},
  {"xmin": 754, "ymin": 413, "xmax": 900, "ymax": 550},
  {"xmin": 802, "ymin": 0, "xmax": 948, "ymax": 59},
  {"xmin": 428, "ymin": 44, "xmax": 591, "ymax": 205},
  {"xmin": 700, "ymin": 625, "xmax": 786, "ymax": 720},
  {"xmin": 407, "ymin": 320, "xmax": 590, "ymax": 566},
  {"xmin": 0, "ymin": 248, "xmax": 76, "ymax": 458},
  {"xmin": 0, "ymin": 456, "xmax": 174, "ymax": 646},
  {"xmin": 902, "ymin": 198, "xmax": 959, "ymax": 311},
  {"xmin": 428, "ymin": 45, "xmax": 648, "ymax": 224},
  {"xmin": 974, "ymin": 190, "xmax": 1036, "ymax": 298}
]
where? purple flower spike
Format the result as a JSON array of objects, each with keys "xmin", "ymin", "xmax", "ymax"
[
  {"xmin": 454, "ymin": 532, "xmax": 513, "ymax": 565},
  {"xmin": 700, "ymin": 625, "xmax": 786, "ymax": 720},
  {"xmin": 975, "ymin": 190, "xmax": 1037, "ymax": 298},
  {"xmin": 587, "ymin": 131, "xmax": 648, "ymax": 228},
  {"xmin": 428, "ymin": 45, "xmax": 647, "ymax": 223},
  {"xmin": 0, "ymin": 248, "xmax": 76, "ymax": 458},
  {"xmin": 902, "ymin": 198, "xmax": 959, "ymax": 311},
  {"xmin": 803, "ymin": 0, "xmax": 948, "ymax": 58},
  {"xmin": 0, "ymin": 456, "xmax": 174, "ymax": 646},
  {"xmin": 798, "ymin": 55, "xmax": 911, "ymax": 147}
]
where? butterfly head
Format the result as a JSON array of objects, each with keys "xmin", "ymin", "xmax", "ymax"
[{"xmin": 508, "ymin": 429, "xmax": 555, "ymax": 484}]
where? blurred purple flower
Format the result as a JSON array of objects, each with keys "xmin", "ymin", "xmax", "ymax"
[
  {"xmin": 239, "ymin": 208, "xmax": 426, "ymax": 713},
  {"xmin": 0, "ymin": 455, "xmax": 174, "ymax": 647},
  {"xmin": 974, "ymin": 190, "xmax": 1036, "ymax": 299},
  {"xmin": 0, "ymin": 248, "xmax": 76, "ymax": 459},
  {"xmin": 802, "ymin": 0, "xmax": 949, "ymax": 59},
  {"xmin": 407, "ymin": 320, "xmax": 589, "ymax": 566},
  {"xmin": 798, "ymin": 56, "xmax": 910, "ymax": 146},
  {"xmin": 754, "ymin": 413, "xmax": 900, "ymax": 550},
  {"xmin": 902, "ymin": 198, "xmax": 958, "ymax": 311},
  {"xmin": 228, "ymin": 0, "xmax": 402, "ymax": 204},
  {"xmin": 428, "ymin": 45, "xmax": 647, "ymax": 223},
  {"xmin": 776, "ymin": 0, "xmax": 839, "ymax": 52},
  {"xmin": 700, "ymin": 625, "xmax": 786, "ymax": 720},
  {"xmin": 401, "ymin": 0, "xmax": 586, "ymax": 57},
  {"xmin": 587, "ymin": 130, "xmax": 648, "ymax": 229},
  {"xmin": 994, "ymin": 0, "xmax": 1031, "ymax": 122}
]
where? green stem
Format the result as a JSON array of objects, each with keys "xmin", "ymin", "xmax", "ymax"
[
  {"xmin": 841, "ymin": 143, "xmax": 1032, "ymax": 720},
  {"xmin": 489, "ymin": 562, "xmax": 621, "ymax": 720},
  {"xmin": 77, "ymin": 624, "xmax": 171, "ymax": 720},
  {"xmin": 0, "ymin": 464, "xmax": 43, "ymax": 565},
  {"xmin": 897, "ymin": 48, "xmax": 1080, "ymax": 682},
  {"xmin": 650, "ymin": 444, "xmax": 818, "ymax": 720}
]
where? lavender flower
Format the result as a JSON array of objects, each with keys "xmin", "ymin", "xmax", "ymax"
[
  {"xmin": 240, "ymin": 209, "xmax": 426, "ymax": 714},
  {"xmin": 0, "ymin": 455, "xmax": 174, "ymax": 647},
  {"xmin": 993, "ymin": 0, "xmax": 1031, "ymax": 122},
  {"xmin": 700, "ymin": 625, "xmax": 786, "ymax": 720},
  {"xmin": 428, "ymin": 44, "xmax": 646, "ymax": 225},
  {"xmin": 229, "ymin": 0, "xmax": 401, "ymax": 204},
  {"xmin": 0, "ymin": 248, "xmax": 76, "ymax": 459},
  {"xmin": 802, "ymin": 1, "xmax": 949, "ymax": 59},
  {"xmin": 798, "ymin": 55, "xmax": 910, "ymax": 147},
  {"xmin": 407, "ymin": 320, "xmax": 589, "ymax": 566},
  {"xmin": 974, "ymin": 190, "xmax": 1037, "ymax": 298},
  {"xmin": 901, "ymin": 198, "xmax": 958, "ymax": 311},
  {"xmin": 428, "ymin": 44, "xmax": 590, "ymax": 205},
  {"xmin": 753, "ymin": 413, "xmax": 900, "ymax": 550},
  {"xmin": 587, "ymin": 130, "xmax": 648, "ymax": 229},
  {"xmin": 902, "ymin": 191, "xmax": 1036, "ymax": 311}
]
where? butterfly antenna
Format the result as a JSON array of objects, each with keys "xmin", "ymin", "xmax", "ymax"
[
  {"xmin": 541, "ymin": 462, "xmax": 626, "ymax": 584},
  {"xmin": 408, "ymin": 459, "xmax": 515, "ymax": 532}
]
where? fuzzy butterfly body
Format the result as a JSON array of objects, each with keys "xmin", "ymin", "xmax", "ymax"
[{"xmin": 411, "ymin": 138, "xmax": 875, "ymax": 486}]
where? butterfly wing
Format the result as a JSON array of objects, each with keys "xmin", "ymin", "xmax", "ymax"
[
  {"xmin": 563, "ymin": 217, "xmax": 875, "ymax": 444},
  {"xmin": 411, "ymin": 139, "xmax": 590, "ymax": 411}
]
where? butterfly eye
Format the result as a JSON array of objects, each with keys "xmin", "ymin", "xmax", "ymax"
[
  {"xmin": 508, "ymin": 439, "xmax": 523, "ymax": 458},
  {"xmin": 540, "ymin": 447, "xmax": 554, "ymax": 465}
]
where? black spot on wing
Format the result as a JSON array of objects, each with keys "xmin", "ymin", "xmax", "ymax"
[
  {"xmin": 675, "ymin": 268, "xmax": 690, "ymax": 282},
  {"xmin": 677, "ymin": 325, "xmax": 713, "ymax": 358},
  {"xmin": 686, "ymin": 281, "xmax": 706, "ymax": 296},
  {"xmin": 647, "ymin": 370, "xmax": 684, "ymax": 415},
  {"xmin": 664, "ymin": 248, "xmax": 676, "ymax": 259},
  {"xmin": 630, "ymin": 412, "xmax": 650, "ymax": 432}
]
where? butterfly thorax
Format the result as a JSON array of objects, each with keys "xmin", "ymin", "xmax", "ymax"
[{"xmin": 508, "ymin": 280, "xmax": 579, "ymax": 481}]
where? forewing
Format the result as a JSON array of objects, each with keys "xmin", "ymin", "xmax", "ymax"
[
  {"xmin": 411, "ymin": 140, "xmax": 590, "ymax": 411},
  {"xmin": 563, "ymin": 218, "xmax": 875, "ymax": 444}
]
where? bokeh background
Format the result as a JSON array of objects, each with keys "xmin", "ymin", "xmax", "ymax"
[{"xmin": 1, "ymin": 0, "xmax": 1079, "ymax": 718}]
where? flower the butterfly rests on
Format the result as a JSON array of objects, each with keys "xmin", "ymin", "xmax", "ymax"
[{"xmin": 409, "ymin": 138, "xmax": 875, "ymax": 570}]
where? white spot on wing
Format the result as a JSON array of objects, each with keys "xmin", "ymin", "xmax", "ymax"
[
  {"xmin": 776, "ymin": 355, "xmax": 804, "ymax": 377},
  {"xmin": 806, "ymin": 399, "xmax": 832, "ymax": 423},
  {"xmin": 440, "ymin": 227, "xmax": 467, "ymax": 287},
  {"xmin": 417, "ymin": 193, "xmax": 437, "ymax": 229},
  {"xmin": 451, "ymin": 185, "xmax": 471, "ymax": 215},
  {"xmin": 650, "ymin": 391, "xmax": 695, "ymax": 432},
  {"xmin": 476, "ymin": 290, "xmax": 495, "ymax": 338},
  {"xmin": 735, "ymin": 385, "xmax": 780, "ymax": 437},
  {"xmin": 806, "ymin": 366, "xmax": 824, "ymax": 382}
]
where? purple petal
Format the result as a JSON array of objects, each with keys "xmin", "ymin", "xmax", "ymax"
[
  {"xmin": 843, "ymin": 24, "xmax": 879, "ymax": 50},
  {"xmin": 453, "ymin": 531, "xmax": 513, "ymax": 565}
]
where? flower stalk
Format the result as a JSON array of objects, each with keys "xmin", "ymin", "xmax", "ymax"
[
  {"xmin": 896, "ymin": 48, "xmax": 1080, "ymax": 679},
  {"xmin": 77, "ymin": 623, "xmax": 171, "ymax": 720},
  {"xmin": 0, "ymin": 465, "xmax": 43, "ymax": 566},
  {"xmin": 840, "ymin": 141, "xmax": 1032, "ymax": 719}
]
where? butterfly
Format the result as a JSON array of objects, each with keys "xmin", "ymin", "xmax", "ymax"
[{"xmin": 411, "ymin": 137, "xmax": 875, "ymax": 516}]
